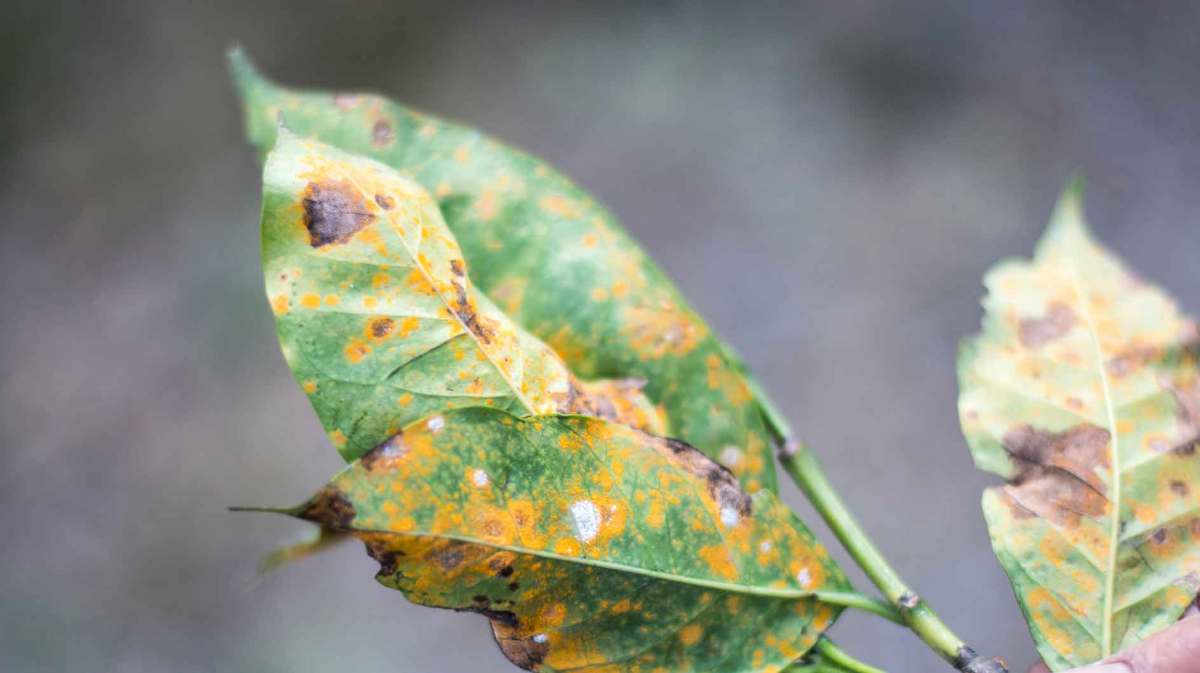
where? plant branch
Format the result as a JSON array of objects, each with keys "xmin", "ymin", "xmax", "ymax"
[{"xmin": 778, "ymin": 441, "xmax": 1008, "ymax": 673}]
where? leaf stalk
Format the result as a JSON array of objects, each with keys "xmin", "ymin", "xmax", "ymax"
[{"xmin": 778, "ymin": 441, "xmax": 1008, "ymax": 673}]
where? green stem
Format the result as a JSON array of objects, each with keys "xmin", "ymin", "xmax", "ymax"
[
  {"xmin": 814, "ymin": 592, "xmax": 903, "ymax": 625},
  {"xmin": 778, "ymin": 441, "xmax": 1007, "ymax": 673},
  {"xmin": 813, "ymin": 638, "xmax": 887, "ymax": 673}
]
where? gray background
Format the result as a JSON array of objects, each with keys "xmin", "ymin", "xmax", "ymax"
[{"xmin": 2, "ymin": 2, "xmax": 1198, "ymax": 672}]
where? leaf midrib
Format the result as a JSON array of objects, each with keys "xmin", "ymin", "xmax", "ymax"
[
  {"xmin": 1064, "ymin": 261, "xmax": 1121, "ymax": 657},
  {"xmin": 345, "ymin": 525, "xmax": 824, "ymax": 601}
]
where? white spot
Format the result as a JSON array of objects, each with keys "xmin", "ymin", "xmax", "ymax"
[
  {"xmin": 427, "ymin": 416, "xmax": 445, "ymax": 432},
  {"xmin": 569, "ymin": 500, "xmax": 601, "ymax": 543},
  {"xmin": 719, "ymin": 445, "xmax": 744, "ymax": 467},
  {"xmin": 759, "ymin": 540, "xmax": 772, "ymax": 553},
  {"xmin": 796, "ymin": 567, "xmax": 813, "ymax": 588},
  {"xmin": 719, "ymin": 505, "xmax": 740, "ymax": 528},
  {"xmin": 471, "ymin": 469, "xmax": 489, "ymax": 487},
  {"xmin": 532, "ymin": 633, "xmax": 548, "ymax": 644}
]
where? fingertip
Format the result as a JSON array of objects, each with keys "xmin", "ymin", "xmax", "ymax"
[{"xmin": 1117, "ymin": 614, "xmax": 1200, "ymax": 673}]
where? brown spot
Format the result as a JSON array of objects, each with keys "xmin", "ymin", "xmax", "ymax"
[
  {"xmin": 470, "ymin": 608, "xmax": 517, "ymax": 627},
  {"xmin": 450, "ymin": 280, "xmax": 493, "ymax": 344},
  {"xmin": 1019, "ymin": 302, "xmax": 1077, "ymax": 349},
  {"xmin": 1171, "ymin": 480, "xmax": 1190, "ymax": 497},
  {"xmin": 1165, "ymin": 375, "xmax": 1200, "ymax": 454},
  {"xmin": 496, "ymin": 565, "xmax": 514, "ymax": 578},
  {"xmin": 449, "ymin": 259, "xmax": 465, "ymax": 277},
  {"xmin": 427, "ymin": 541, "xmax": 468, "ymax": 571},
  {"xmin": 507, "ymin": 581, "xmax": 519, "ymax": 591},
  {"xmin": 1000, "ymin": 424, "xmax": 1111, "ymax": 526},
  {"xmin": 298, "ymin": 486, "xmax": 357, "ymax": 529},
  {"xmin": 302, "ymin": 179, "xmax": 375, "ymax": 247},
  {"xmin": 655, "ymin": 435, "xmax": 752, "ymax": 519},
  {"xmin": 1150, "ymin": 528, "xmax": 1169, "ymax": 545},
  {"xmin": 372, "ymin": 119, "xmax": 394, "ymax": 147},
  {"xmin": 368, "ymin": 317, "xmax": 395, "ymax": 338},
  {"xmin": 1107, "ymin": 345, "xmax": 1160, "ymax": 377},
  {"xmin": 493, "ymin": 625, "xmax": 549, "ymax": 670},
  {"xmin": 364, "ymin": 538, "xmax": 405, "ymax": 577},
  {"xmin": 360, "ymin": 433, "xmax": 407, "ymax": 471},
  {"xmin": 334, "ymin": 93, "xmax": 361, "ymax": 110},
  {"xmin": 374, "ymin": 194, "xmax": 395, "ymax": 210}
]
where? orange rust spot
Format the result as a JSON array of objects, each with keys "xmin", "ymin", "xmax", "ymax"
[
  {"xmin": 345, "ymin": 340, "xmax": 372, "ymax": 363},
  {"xmin": 397, "ymin": 392, "xmax": 413, "ymax": 407},
  {"xmin": 329, "ymin": 429, "xmax": 347, "ymax": 449},
  {"xmin": 398, "ymin": 316, "xmax": 420, "ymax": 337},
  {"xmin": 270, "ymin": 294, "xmax": 290, "ymax": 315},
  {"xmin": 323, "ymin": 294, "xmax": 339, "ymax": 306},
  {"xmin": 538, "ymin": 194, "xmax": 582, "ymax": 219},
  {"xmin": 553, "ymin": 537, "xmax": 581, "ymax": 556},
  {"xmin": 698, "ymin": 544, "xmax": 738, "ymax": 580},
  {"xmin": 302, "ymin": 380, "xmax": 318, "ymax": 394},
  {"xmin": 453, "ymin": 145, "xmax": 471, "ymax": 163},
  {"xmin": 300, "ymin": 293, "xmax": 321, "ymax": 309},
  {"xmin": 590, "ymin": 287, "xmax": 609, "ymax": 301},
  {"xmin": 581, "ymin": 233, "xmax": 598, "ymax": 248},
  {"xmin": 611, "ymin": 280, "xmax": 629, "ymax": 299},
  {"xmin": 679, "ymin": 624, "xmax": 703, "ymax": 646}
]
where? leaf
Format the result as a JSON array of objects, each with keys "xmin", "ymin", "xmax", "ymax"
[
  {"xmin": 281, "ymin": 406, "xmax": 848, "ymax": 673},
  {"xmin": 262, "ymin": 130, "xmax": 665, "ymax": 459},
  {"xmin": 957, "ymin": 181, "xmax": 1200, "ymax": 670},
  {"xmin": 232, "ymin": 49, "xmax": 782, "ymax": 494}
]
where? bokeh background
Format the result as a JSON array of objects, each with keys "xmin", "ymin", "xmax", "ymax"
[{"xmin": 3, "ymin": 2, "xmax": 1199, "ymax": 672}]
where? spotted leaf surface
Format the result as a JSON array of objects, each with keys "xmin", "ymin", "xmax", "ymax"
[
  {"xmin": 958, "ymin": 183, "xmax": 1200, "ymax": 669},
  {"xmin": 288, "ymin": 407, "xmax": 846, "ymax": 672},
  {"xmin": 262, "ymin": 131, "xmax": 664, "ymax": 460},
  {"xmin": 233, "ymin": 50, "xmax": 781, "ymax": 493}
]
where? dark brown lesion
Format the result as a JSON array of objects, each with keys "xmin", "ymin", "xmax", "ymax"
[
  {"xmin": 492, "ymin": 623, "xmax": 550, "ymax": 671},
  {"xmin": 372, "ymin": 119, "xmax": 394, "ymax": 147},
  {"xmin": 374, "ymin": 194, "xmax": 395, "ymax": 210},
  {"xmin": 367, "ymin": 317, "xmax": 395, "ymax": 338},
  {"xmin": 1018, "ymin": 301, "xmax": 1077, "ymax": 349},
  {"xmin": 302, "ymin": 179, "xmax": 376, "ymax": 247},
  {"xmin": 360, "ymin": 432, "xmax": 407, "ymax": 471},
  {"xmin": 450, "ymin": 280, "xmax": 494, "ymax": 344},
  {"xmin": 1000, "ymin": 423, "xmax": 1111, "ymax": 525},
  {"xmin": 653, "ymin": 434, "xmax": 753, "ymax": 519},
  {"xmin": 363, "ymin": 537, "xmax": 407, "ymax": 577},
  {"xmin": 297, "ymin": 485, "xmax": 358, "ymax": 529}
]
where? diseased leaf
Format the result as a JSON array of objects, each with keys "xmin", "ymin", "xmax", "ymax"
[
  {"xmin": 958, "ymin": 181, "xmax": 1200, "ymax": 670},
  {"xmin": 285, "ymin": 407, "xmax": 847, "ymax": 673},
  {"xmin": 262, "ymin": 130, "xmax": 664, "ymax": 459},
  {"xmin": 233, "ymin": 50, "xmax": 781, "ymax": 493}
]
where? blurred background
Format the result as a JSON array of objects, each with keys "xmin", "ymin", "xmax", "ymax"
[{"xmin": 2, "ymin": 1, "xmax": 1198, "ymax": 671}]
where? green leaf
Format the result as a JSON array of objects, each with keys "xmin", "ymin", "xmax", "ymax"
[
  {"xmin": 284, "ymin": 407, "xmax": 848, "ymax": 672},
  {"xmin": 958, "ymin": 181, "xmax": 1200, "ymax": 670},
  {"xmin": 262, "ymin": 130, "xmax": 665, "ymax": 460},
  {"xmin": 232, "ymin": 49, "xmax": 782, "ymax": 494}
]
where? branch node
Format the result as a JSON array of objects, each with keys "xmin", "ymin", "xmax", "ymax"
[
  {"xmin": 955, "ymin": 646, "xmax": 1009, "ymax": 673},
  {"xmin": 897, "ymin": 592, "xmax": 920, "ymax": 611},
  {"xmin": 778, "ymin": 438, "xmax": 802, "ymax": 459}
]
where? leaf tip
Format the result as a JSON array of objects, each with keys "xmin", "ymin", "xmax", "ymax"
[
  {"xmin": 1037, "ymin": 174, "xmax": 1092, "ymax": 253},
  {"xmin": 226, "ymin": 45, "xmax": 263, "ymax": 93},
  {"xmin": 229, "ymin": 504, "xmax": 305, "ymax": 516}
]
